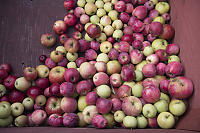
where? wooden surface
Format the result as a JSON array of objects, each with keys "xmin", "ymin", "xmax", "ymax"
[{"xmin": 0, "ymin": 0, "xmax": 200, "ymax": 132}]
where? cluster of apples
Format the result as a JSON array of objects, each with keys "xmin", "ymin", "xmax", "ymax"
[{"xmin": 0, "ymin": 0, "xmax": 194, "ymax": 129}]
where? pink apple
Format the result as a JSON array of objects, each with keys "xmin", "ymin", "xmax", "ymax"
[
  {"xmin": 162, "ymin": 13, "xmax": 171, "ymax": 22},
  {"xmin": 64, "ymin": 13, "xmax": 77, "ymax": 26},
  {"xmin": 31, "ymin": 110, "xmax": 47, "ymax": 125},
  {"xmin": 144, "ymin": 1, "xmax": 154, "ymax": 10},
  {"xmin": 78, "ymin": 39, "xmax": 90, "ymax": 52},
  {"xmin": 141, "ymin": 41, "xmax": 151, "ymax": 50},
  {"xmin": 133, "ymin": 33, "xmax": 144, "ymax": 42},
  {"xmin": 61, "ymin": 97, "xmax": 77, "ymax": 113},
  {"xmin": 49, "ymin": 83, "xmax": 60, "ymax": 96},
  {"xmin": 132, "ymin": 19, "xmax": 144, "ymax": 33},
  {"xmin": 149, "ymin": 22, "xmax": 163, "ymax": 36},
  {"xmin": 95, "ymin": 61, "xmax": 107, "ymax": 72},
  {"xmin": 74, "ymin": 7, "xmax": 85, "ymax": 17},
  {"xmin": 85, "ymin": 49, "xmax": 97, "ymax": 61},
  {"xmin": 142, "ymin": 64, "xmax": 156, "ymax": 78},
  {"xmin": 45, "ymin": 58, "xmax": 56, "ymax": 69},
  {"xmin": 132, "ymin": 6, "xmax": 147, "ymax": 20},
  {"xmin": 86, "ymin": 91, "xmax": 98, "ymax": 105},
  {"xmin": 79, "ymin": 62, "xmax": 96, "ymax": 79},
  {"xmin": 132, "ymin": 40, "xmax": 143, "ymax": 50},
  {"xmin": 63, "ymin": 113, "xmax": 79, "ymax": 127},
  {"xmin": 93, "ymin": 72, "xmax": 109, "ymax": 86},
  {"xmin": 130, "ymin": 49, "xmax": 143, "ymax": 64},
  {"xmin": 110, "ymin": 73, "xmax": 122, "ymax": 88},
  {"xmin": 115, "ymin": 1, "xmax": 126, "ymax": 12},
  {"xmin": 92, "ymin": 114, "xmax": 107, "ymax": 129},
  {"xmin": 36, "ymin": 78, "xmax": 49, "ymax": 89},
  {"xmin": 27, "ymin": 87, "xmax": 43, "ymax": 100},
  {"xmin": 44, "ymin": 87, "xmax": 51, "ymax": 97},
  {"xmin": 166, "ymin": 43, "xmax": 180, "ymax": 55},
  {"xmin": 117, "ymin": 85, "xmax": 131, "ymax": 99},
  {"xmin": 64, "ymin": 0, "xmax": 75, "ymax": 10},
  {"xmin": 60, "ymin": 82, "xmax": 75, "ymax": 97},
  {"xmin": 91, "ymin": 41, "xmax": 100, "ymax": 51},
  {"xmin": 76, "ymin": 57, "xmax": 87, "ymax": 67},
  {"xmin": 165, "ymin": 61, "xmax": 183, "ymax": 78},
  {"xmin": 96, "ymin": 98, "xmax": 112, "ymax": 114},
  {"xmin": 149, "ymin": 9, "xmax": 159, "ymax": 19},
  {"xmin": 160, "ymin": 79, "xmax": 170, "ymax": 93},
  {"xmin": 118, "ymin": 52, "xmax": 130, "ymax": 65},
  {"xmin": 76, "ymin": 80, "xmax": 92, "ymax": 96},
  {"xmin": 64, "ymin": 68, "xmax": 80, "ymax": 83},
  {"xmin": 119, "ymin": 12, "xmax": 130, "ymax": 23},
  {"xmin": 142, "ymin": 78, "xmax": 160, "ymax": 88},
  {"xmin": 146, "ymin": 54, "xmax": 159, "ymax": 65},
  {"xmin": 3, "ymin": 75, "xmax": 17, "ymax": 90},
  {"xmin": 121, "ymin": 64, "xmax": 135, "ymax": 81},
  {"xmin": 119, "ymin": 41, "xmax": 130, "ymax": 53},
  {"xmin": 156, "ymin": 63, "xmax": 166, "ymax": 75},
  {"xmin": 80, "ymin": 14, "xmax": 90, "ymax": 24},
  {"xmin": 142, "ymin": 85, "xmax": 161, "ymax": 103},
  {"xmin": 155, "ymin": 49, "xmax": 168, "ymax": 62},
  {"xmin": 111, "ymin": 98, "xmax": 122, "ymax": 112},
  {"xmin": 48, "ymin": 114, "xmax": 63, "ymax": 127},
  {"xmin": 108, "ymin": 48, "xmax": 119, "ymax": 60},
  {"xmin": 125, "ymin": 3, "xmax": 134, "ymax": 13},
  {"xmin": 123, "ymin": 26, "xmax": 133, "ymax": 35},
  {"xmin": 128, "ymin": 16, "xmax": 136, "ymax": 26},
  {"xmin": 45, "ymin": 97, "xmax": 63, "ymax": 115},
  {"xmin": 53, "ymin": 20, "xmax": 67, "ymax": 35}
]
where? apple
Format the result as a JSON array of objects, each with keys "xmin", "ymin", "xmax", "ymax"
[
  {"xmin": 97, "ymin": 85, "xmax": 111, "ymax": 98},
  {"xmin": 79, "ymin": 62, "xmax": 96, "ymax": 79},
  {"xmin": 40, "ymin": 33, "xmax": 56, "ymax": 47},
  {"xmin": 64, "ymin": 13, "xmax": 77, "ymax": 26},
  {"xmin": 22, "ymin": 97, "xmax": 34, "ymax": 111},
  {"xmin": 53, "ymin": 20, "xmax": 67, "ymax": 35},
  {"xmin": 86, "ymin": 24, "xmax": 101, "ymax": 39},
  {"xmin": 0, "ymin": 84, "xmax": 6, "ymax": 97},
  {"xmin": 114, "ymin": 110, "xmax": 125, "ymax": 123},
  {"xmin": 106, "ymin": 60, "xmax": 122, "ymax": 75},
  {"xmin": 119, "ymin": 41, "xmax": 131, "ymax": 53},
  {"xmin": 35, "ymin": 78, "xmax": 49, "ymax": 89},
  {"xmin": 63, "ymin": 113, "xmax": 79, "ymax": 127},
  {"xmin": 157, "ymin": 112, "xmax": 175, "ymax": 129},
  {"xmin": 23, "ymin": 67, "xmax": 37, "ymax": 81},
  {"xmin": 168, "ymin": 55, "xmax": 180, "ymax": 63},
  {"xmin": 111, "ymin": 98, "xmax": 121, "ymax": 112},
  {"xmin": 166, "ymin": 43, "xmax": 179, "ymax": 55},
  {"xmin": 67, "ymin": 62, "xmax": 77, "ymax": 69},
  {"xmin": 36, "ymin": 65, "xmax": 50, "ymax": 78},
  {"xmin": 49, "ymin": 66, "xmax": 66, "ymax": 83},
  {"xmin": 117, "ymin": 85, "xmax": 131, "ymax": 100},
  {"xmin": 108, "ymin": 48, "xmax": 119, "ymax": 60},
  {"xmin": 160, "ymin": 24, "xmax": 175, "ymax": 40},
  {"xmin": 93, "ymin": 72, "xmax": 109, "ymax": 87},
  {"xmin": 60, "ymin": 82, "xmax": 75, "ymax": 97},
  {"xmin": 0, "ymin": 64, "xmax": 11, "ymax": 74},
  {"xmin": 48, "ymin": 114, "xmax": 63, "ymax": 127},
  {"xmin": 112, "ymin": 20, "xmax": 123, "ymax": 30},
  {"xmin": 149, "ymin": 22, "xmax": 163, "ymax": 37},
  {"xmin": 142, "ymin": 104, "xmax": 157, "ymax": 118},
  {"xmin": 45, "ymin": 58, "xmax": 56, "ymax": 69},
  {"xmin": 77, "ymin": 112, "xmax": 87, "ymax": 127},
  {"xmin": 44, "ymin": 87, "xmax": 51, "ymax": 97},
  {"xmin": 159, "ymin": 79, "xmax": 169, "ymax": 93},
  {"xmin": 148, "ymin": 117, "xmax": 158, "ymax": 128},
  {"xmin": 155, "ymin": 49, "xmax": 168, "ymax": 62},
  {"xmin": 123, "ymin": 116, "xmax": 137, "ymax": 128},
  {"xmin": 132, "ymin": 6, "xmax": 147, "ymax": 20},
  {"xmin": 14, "ymin": 115, "xmax": 28, "ymax": 127},
  {"xmin": 152, "ymin": 39, "xmax": 168, "ymax": 51},
  {"xmin": 3, "ymin": 75, "xmax": 16, "ymax": 90},
  {"xmin": 86, "ymin": 91, "xmax": 98, "ymax": 105},
  {"xmin": 0, "ymin": 115, "xmax": 13, "ymax": 127},
  {"xmin": 76, "ymin": 80, "xmax": 92, "ymax": 96},
  {"xmin": 15, "ymin": 77, "xmax": 31, "ymax": 91},
  {"xmin": 31, "ymin": 109, "xmax": 47, "ymax": 125},
  {"xmin": 142, "ymin": 85, "xmax": 160, "ymax": 103},
  {"xmin": 132, "ymin": 40, "xmax": 143, "ymax": 50},
  {"xmin": 80, "ymin": 14, "xmax": 90, "ymax": 24},
  {"xmin": 96, "ymin": 32, "xmax": 107, "ymax": 42},
  {"xmin": 135, "ymin": 70, "xmax": 143, "ymax": 81},
  {"xmin": 85, "ymin": 49, "xmax": 97, "ymax": 61},
  {"xmin": 78, "ymin": 96, "xmax": 88, "ymax": 111},
  {"xmin": 121, "ymin": 64, "xmax": 135, "ymax": 81},
  {"xmin": 90, "ymin": 41, "xmax": 100, "ymax": 51},
  {"xmin": 82, "ymin": 105, "xmax": 98, "ymax": 124},
  {"xmin": 123, "ymin": 26, "xmax": 133, "ymax": 35},
  {"xmin": 100, "ymin": 41, "xmax": 112, "ymax": 54},
  {"xmin": 75, "ymin": 23, "xmax": 84, "ymax": 32},
  {"xmin": 11, "ymin": 102, "xmax": 24, "ymax": 117},
  {"xmin": 9, "ymin": 90, "xmax": 25, "ymax": 103},
  {"xmin": 143, "ymin": 46, "xmax": 154, "ymax": 57},
  {"xmin": 125, "ymin": 3, "xmax": 134, "ymax": 13},
  {"xmin": 65, "ymin": 38, "xmax": 80, "ymax": 53},
  {"xmin": 142, "ymin": 78, "xmax": 159, "ymax": 88},
  {"xmin": 119, "ymin": 12, "xmax": 130, "ymax": 24},
  {"xmin": 155, "ymin": 2, "xmax": 170, "ymax": 15},
  {"xmin": 0, "ymin": 101, "xmax": 11, "ymax": 119},
  {"xmin": 102, "ymin": 113, "xmax": 115, "ymax": 128},
  {"xmin": 0, "ymin": 95, "xmax": 9, "ymax": 102},
  {"xmin": 104, "ymin": 2, "xmax": 113, "ymax": 12},
  {"xmin": 132, "ymin": 83, "xmax": 143, "ymax": 97},
  {"xmin": 142, "ymin": 64, "xmax": 156, "ymax": 78},
  {"xmin": 85, "ymin": 2, "xmax": 97, "ymax": 15},
  {"xmin": 130, "ymin": 49, "xmax": 143, "ymax": 64},
  {"xmin": 132, "ymin": 19, "xmax": 145, "ymax": 33},
  {"xmin": 77, "ymin": 0, "xmax": 86, "ymax": 7},
  {"xmin": 97, "ymin": 8, "xmax": 106, "ymax": 18},
  {"xmin": 96, "ymin": 98, "xmax": 112, "ymax": 114},
  {"xmin": 45, "ymin": 97, "xmax": 62, "ymax": 115},
  {"xmin": 122, "ymin": 96, "xmax": 142, "ymax": 116},
  {"xmin": 165, "ymin": 61, "xmax": 183, "ymax": 78},
  {"xmin": 64, "ymin": 0, "xmax": 75, "ymax": 10},
  {"xmin": 110, "ymin": 73, "xmax": 122, "ymax": 88},
  {"xmin": 95, "ymin": 0, "xmax": 104, "ymax": 8},
  {"xmin": 154, "ymin": 99, "xmax": 169, "ymax": 113},
  {"xmin": 169, "ymin": 99, "xmax": 186, "ymax": 116},
  {"xmin": 27, "ymin": 86, "xmax": 43, "ymax": 99},
  {"xmin": 61, "ymin": 97, "xmax": 77, "ymax": 113},
  {"xmin": 38, "ymin": 55, "xmax": 47, "ymax": 63},
  {"xmin": 137, "ymin": 115, "xmax": 148, "ymax": 128},
  {"xmin": 92, "ymin": 114, "xmax": 107, "ymax": 128},
  {"xmin": 74, "ymin": 7, "xmax": 85, "ymax": 18},
  {"xmin": 35, "ymin": 95, "xmax": 46, "ymax": 107}
]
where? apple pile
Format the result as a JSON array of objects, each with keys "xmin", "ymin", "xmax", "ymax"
[{"xmin": 0, "ymin": 0, "xmax": 194, "ymax": 129}]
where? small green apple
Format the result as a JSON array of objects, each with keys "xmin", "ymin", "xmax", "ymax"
[
  {"xmin": 77, "ymin": 112, "xmax": 87, "ymax": 127},
  {"xmin": 157, "ymin": 112, "xmax": 175, "ymax": 129},
  {"xmin": 104, "ymin": 2, "xmax": 113, "ymax": 12},
  {"xmin": 97, "ymin": 85, "xmax": 111, "ymax": 98},
  {"xmin": 96, "ymin": 33, "xmax": 107, "ymax": 42},
  {"xmin": 0, "ymin": 115, "xmax": 13, "ymax": 127},
  {"xmin": 136, "ymin": 115, "xmax": 148, "ymax": 128},
  {"xmin": 114, "ymin": 110, "xmax": 125, "ymax": 123},
  {"xmin": 143, "ymin": 46, "xmax": 154, "ymax": 56},
  {"xmin": 123, "ymin": 116, "xmax": 137, "ymax": 128},
  {"xmin": 152, "ymin": 39, "xmax": 168, "ymax": 52},
  {"xmin": 11, "ymin": 102, "xmax": 24, "ymax": 117},
  {"xmin": 0, "ymin": 101, "xmax": 11, "ymax": 119},
  {"xmin": 85, "ymin": 33, "xmax": 94, "ymax": 41},
  {"xmin": 153, "ymin": 16, "xmax": 165, "ymax": 24},
  {"xmin": 104, "ymin": 25, "xmax": 114, "ymax": 36},
  {"xmin": 66, "ymin": 52, "xmax": 78, "ymax": 62},
  {"xmin": 108, "ymin": 10, "xmax": 118, "ymax": 21},
  {"xmin": 168, "ymin": 55, "xmax": 180, "ymax": 63},
  {"xmin": 113, "ymin": 30, "xmax": 123, "ymax": 40},
  {"xmin": 56, "ymin": 46, "xmax": 67, "ymax": 55},
  {"xmin": 154, "ymin": 99, "xmax": 169, "ymax": 113},
  {"xmin": 97, "ymin": 9, "xmax": 106, "ymax": 17},
  {"xmin": 132, "ymin": 83, "xmax": 143, "ymax": 97},
  {"xmin": 78, "ymin": 96, "xmax": 88, "ymax": 111},
  {"xmin": 155, "ymin": 2, "xmax": 170, "ymax": 15},
  {"xmin": 22, "ymin": 97, "xmax": 34, "ymax": 111},
  {"xmin": 95, "ymin": 0, "xmax": 104, "ymax": 8},
  {"xmin": 15, "ymin": 77, "xmax": 31, "ymax": 91},
  {"xmin": 135, "ymin": 70, "xmax": 143, "ymax": 81},
  {"xmin": 67, "ymin": 62, "xmax": 77, "ymax": 69},
  {"xmin": 14, "ymin": 115, "xmax": 28, "ymax": 127},
  {"xmin": 142, "ymin": 104, "xmax": 157, "ymax": 118},
  {"xmin": 77, "ymin": 0, "xmax": 86, "ymax": 7},
  {"xmin": 112, "ymin": 20, "xmax": 123, "ymax": 30},
  {"xmin": 0, "ymin": 84, "xmax": 6, "ymax": 97},
  {"xmin": 103, "ymin": 113, "xmax": 115, "ymax": 128},
  {"xmin": 96, "ymin": 53, "xmax": 109, "ymax": 63},
  {"xmin": 160, "ymin": 92, "xmax": 170, "ymax": 103},
  {"xmin": 123, "ymin": 81, "xmax": 135, "ymax": 89},
  {"xmin": 100, "ymin": 15, "xmax": 111, "ymax": 26},
  {"xmin": 169, "ymin": 99, "xmax": 186, "ymax": 116},
  {"xmin": 135, "ymin": 61, "xmax": 147, "ymax": 71},
  {"xmin": 90, "ymin": 15, "xmax": 100, "ymax": 24}
]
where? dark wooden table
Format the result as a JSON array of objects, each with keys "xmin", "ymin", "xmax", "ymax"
[{"xmin": 0, "ymin": 0, "xmax": 200, "ymax": 132}]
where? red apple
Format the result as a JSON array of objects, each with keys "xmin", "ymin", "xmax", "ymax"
[
  {"xmin": 165, "ymin": 61, "xmax": 183, "ymax": 78},
  {"xmin": 149, "ymin": 9, "xmax": 159, "ymax": 19},
  {"xmin": 117, "ymin": 85, "xmax": 131, "ymax": 99},
  {"xmin": 63, "ymin": 113, "xmax": 79, "ymax": 127},
  {"xmin": 150, "ymin": 22, "xmax": 163, "ymax": 37},
  {"xmin": 0, "ymin": 95, "xmax": 9, "ymax": 102},
  {"xmin": 39, "ymin": 55, "xmax": 47, "ymax": 63},
  {"xmin": 144, "ymin": 1, "xmax": 154, "ymax": 10},
  {"xmin": 76, "ymin": 57, "xmax": 87, "ymax": 68},
  {"xmin": 132, "ymin": 19, "xmax": 144, "ymax": 33},
  {"xmin": 96, "ymin": 98, "xmax": 112, "ymax": 114},
  {"xmin": 45, "ymin": 58, "xmax": 56, "ymax": 69},
  {"xmin": 73, "ymin": 31, "xmax": 82, "ymax": 40},
  {"xmin": 85, "ymin": 49, "xmax": 97, "ymax": 61},
  {"xmin": 48, "ymin": 114, "xmax": 63, "ymax": 127},
  {"xmin": 23, "ymin": 67, "xmax": 37, "ymax": 81},
  {"xmin": 86, "ymin": 91, "xmax": 98, "ymax": 105},
  {"xmin": 123, "ymin": 26, "xmax": 133, "ymax": 35},
  {"xmin": 132, "ymin": 6, "xmax": 147, "ymax": 20},
  {"xmin": 64, "ymin": 0, "xmax": 75, "ymax": 10},
  {"xmin": 92, "ymin": 114, "xmax": 107, "ymax": 129},
  {"xmin": 119, "ymin": 12, "xmax": 130, "ymax": 23},
  {"xmin": 133, "ymin": 33, "xmax": 144, "ymax": 42},
  {"xmin": 160, "ymin": 79, "xmax": 170, "ymax": 93},
  {"xmin": 108, "ymin": 48, "xmax": 119, "ymax": 60},
  {"xmin": 45, "ymin": 97, "xmax": 63, "ymax": 115},
  {"xmin": 53, "ymin": 20, "xmax": 67, "ymax": 35},
  {"xmin": 125, "ymin": 3, "xmax": 134, "ymax": 13},
  {"xmin": 115, "ymin": 1, "xmax": 126, "ymax": 12},
  {"xmin": 155, "ymin": 49, "xmax": 168, "ymax": 62},
  {"xmin": 44, "ymin": 87, "xmax": 51, "ymax": 97},
  {"xmin": 128, "ymin": 16, "xmax": 136, "ymax": 26},
  {"xmin": 142, "ymin": 78, "xmax": 160, "ymax": 88},
  {"xmin": 137, "ymin": 0, "xmax": 147, "ymax": 4},
  {"xmin": 156, "ymin": 63, "xmax": 166, "ymax": 75},
  {"xmin": 61, "ymin": 97, "xmax": 77, "ymax": 113},
  {"xmin": 27, "ymin": 87, "xmax": 43, "ymax": 100},
  {"xmin": 146, "ymin": 54, "xmax": 159, "ymax": 65},
  {"xmin": 148, "ymin": 117, "xmax": 158, "ymax": 128},
  {"xmin": 31, "ymin": 110, "xmax": 47, "ymax": 125},
  {"xmin": 49, "ymin": 66, "xmax": 66, "ymax": 83},
  {"xmin": 9, "ymin": 90, "xmax": 25, "ymax": 103},
  {"xmin": 75, "ymin": 23, "xmax": 84, "ymax": 32},
  {"xmin": 147, "ymin": 34, "xmax": 156, "ymax": 42},
  {"xmin": 36, "ymin": 78, "xmax": 49, "ymax": 89},
  {"xmin": 130, "ymin": 49, "xmax": 143, "ymax": 64},
  {"xmin": 119, "ymin": 41, "xmax": 130, "ymax": 53},
  {"xmin": 79, "ymin": 62, "xmax": 96, "ymax": 79},
  {"xmin": 118, "ymin": 52, "xmax": 130, "ymax": 65},
  {"xmin": 141, "ymin": 41, "xmax": 151, "ymax": 50},
  {"xmin": 121, "ymin": 64, "xmax": 135, "ymax": 81},
  {"xmin": 121, "ymin": 34, "xmax": 133, "ymax": 44},
  {"xmin": 0, "ymin": 64, "xmax": 12, "ymax": 73},
  {"xmin": 93, "ymin": 72, "xmax": 109, "ymax": 86},
  {"xmin": 78, "ymin": 39, "xmax": 90, "ymax": 52},
  {"xmin": 49, "ymin": 83, "xmax": 60, "ymax": 96},
  {"xmin": 110, "ymin": 73, "xmax": 122, "ymax": 88},
  {"xmin": 76, "ymin": 80, "xmax": 92, "ymax": 96},
  {"xmin": 142, "ymin": 85, "xmax": 160, "ymax": 103},
  {"xmin": 60, "ymin": 82, "xmax": 75, "ymax": 97},
  {"xmin": 87, "ymin": 24, "xmax": 101, "ymax": 39},
  {"xmin": 59, "ymin": 34, "xmax": 69, "ymax": 45},
  {"xmin": 142, "ymin": 64, "xmax": 156, "ymax": 78},
  {"xmin": 107, "ymin": 37, "xmax": 115, "ymax": 44},
  {"xmin": 166, "ymin": 43, "xmax": 180, "ymax": 55},
  {"xmin": 160, "ymin": 24, "xmax": 175, "ymax": 40},
  {"xmin": 0, "ymin": 69, "xmax": 8, "ymax": 80},
  {"xmin": 64, "ymin": 38, "xmax": 80, "ymax": 53},
  {"xmin": 132, "ymin": 40, "xmax": 143, "ymax": 50},
  {"xmin": 90, "ymin": 41, "xmax": 100, "ymax": 51},
  {"xmin": 3, "ymin": 75, "xmax": 17, "ymax": 90},
  {"xmin": 111, "ymin": 98, "xmax": 122, "ymax": 112},
  {"xmin": 64, "ymin": 13, "xmax": 77, "ymax": 26},
  {"xmin": 64, "ymin": 68, "xmax": 80, "ymax": 83}
]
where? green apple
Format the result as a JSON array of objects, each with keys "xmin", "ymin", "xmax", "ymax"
[
  {"xmin": 85, "ymin": 2, "xmax": 97, "ymax": 15},
  {"xmin": 66, "ymin": 52, "xmax": 78, "ymax": 62},
  {"xmin": 14, "ymin": 115, "xmax": 28, "ymax": 127},
  {"xmin": 104, "ymin": 2, "xmax": 113, "ymax": 12},
  {"xmin": 157, "ymin": 112, "xmax": 175, "ymax": 129},
  {"xmin": 77, "ymin": 112, "xmax": 87, "ymax": 127},
  {"xmin": 0, "ymin": 84, "xmax": 6, "ymax": 97},
  {"xmin": 136, "ymin": 115, "xmax": 148, "ymax": 128},
  {"xmin": 123, "ymin": 81, "xmax": 135, "ymax": 89},
  {"xmin": 90, "ymin": 15, "xmax": 100, "ymax": 24},
  {"xmin": 132, "ymin": 83, "xmax": 143, "ymax": 97},
  {"xmin": 77, "ymin": 0, "xmax": 86, "ymax": 7},
  {"xmin": 97, "ymin": 85, "xmax": 111, "ymax": 98},
  {"xmin": 96, "ymin": 33, "xmax": 107, "ymax": 42},
  {"xmin": 114, "ymin": 110, "xmax": 125, "ymax": 123},
  {"xmin": 22, "ymin": 97, "xmax": 34, "ymax": 111},
  {"xmin": 97, "ymin": 9, "xmax": 106, "ymax": 17},
  {"xmin": 56, "ymin": 46, "xmax": 67, "ymax": 55},
  {"xmin": 135, "ymin": 61, "xmax": 147, "ymax": 71},
  {"xmin": 86, "ymin": 0, "xmax": 95, "ymax": 3},
  {"xmin": 85, "ymin": 23, "xmax": 92, "ymax": 31},
  {"xmin": 100, "ymin": 16, "xmax": 111, "ymax": 26},
  {"xmin": 0, "ymin": 115, "xmax": 13, "ymax": 127},
  {"xmin": 143, "ymin": 46, "xmax": 154, "ymax": 57},
  {"xmin": 112, "ymin": 20, "xmax": 123, "ymax": 30},
  {"xmin": 142, "ymin": 104, "xmax": 157, "ymax": 118},
  {"xmin": 153, "ymin": 16, "xmax": 165, "ymax": 24},
  {"xmin": 108, "ymin": 10, "xmax": 118, "ymax": 21},
  {"xmin": 103, "ymin": 113, "xmax": 115, "ymax": 128},
  {"xmin": 154, "ymin": 99, "xmax": 169, "ymax": 113},
  {"xmin": 0, "ymin": 101, "xmax": 11, "ymax": 119},
  {"xmin": 104, "ymin": 25, "xmax": 114, "ymax": 36},
  {"xmin": 152, "ymin": 39, "xmax": 168, "ymax": 52},
  {"xmin": 160, "ymin": 92, "xmax": 170, "ymax": 103},
  {"xmin": 135, "ymin": 70, "xmax": 143, "ymax": 81},
  {"xmin": 113, "ymin": 30, "xmax": 123, "ymax": 40},
  {"xmin": 123, "ymin": 116, "xmax": 137, "ymax": 128},
  {"xmin": 67, "ymin": 62, "xmax": 77, "ymax": 69},
  {"xmin": 95, "ymin": 0, "xmax": 104, "ymax": 8},
  {"xmin": 11, "ymin": 102, "xmax": 24, "ymax": 117},
  {"xmin": 168, "ymin": 55, "xmax": 180, "ymax": 63},
  {"xmin": 169, "ymin": 99, "xmax": 186, "ymax": 116},
  {"xmin": 78, "ymin": 96, "xmax": 88, "ymax": 111},
  {"xmin": 155, "ymin": 2, "xmax": 170, "ymax": 15},
  {"xmin": 96, "ymin": 53, "xmax": 109, "ymax": 63},
  {"xmin": 85, "ymin": 33, "xmax": 94, "ymax": 41},
  {"xmin": 15, "ymin": 77, "xmax": 31, "ymax": 91}
]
